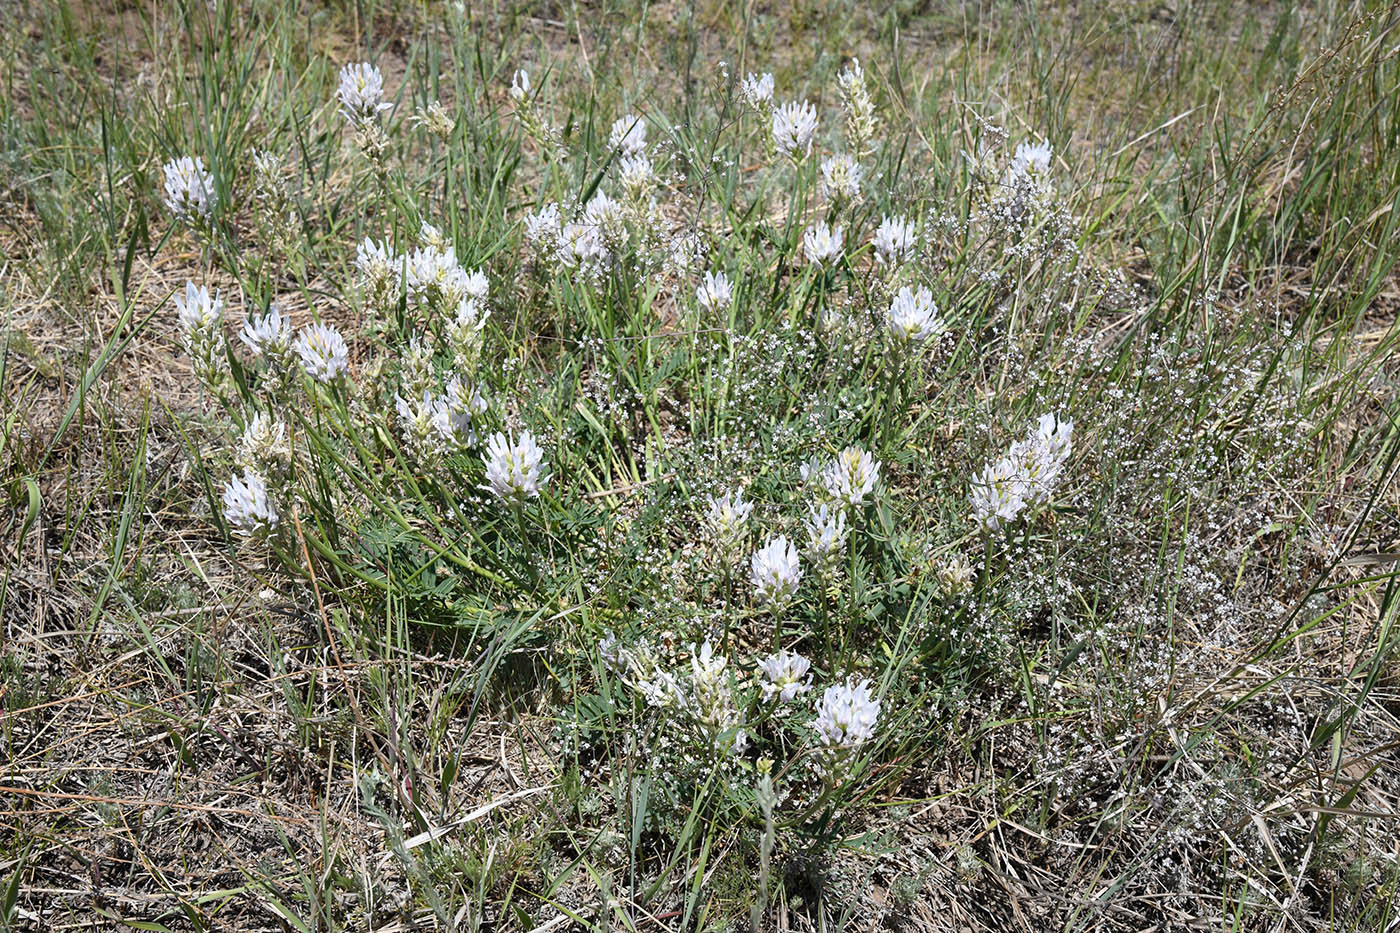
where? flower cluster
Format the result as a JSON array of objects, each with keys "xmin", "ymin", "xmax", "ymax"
[
  {"xmin": 336, "ymin": 62, "xmax": 392, "ymax": 126},
  {"xmin": 162, "ymin": 156, "xmax": 215, "ymax": 225},
  {"xmin": 751, "ymin": 535, "xmax": 802, "ymax": 608},
  {"xmin": 509, "ymin": 68, "xmax": 567, "ymax": 162},
  {"xmin": 704, "ymin": 487, "xmax": 754, "ymax": 561},
  {"xmin": 806, "ymin": 446, "xmax": 881, "ymax": 512},
  {"xmin": 772, "ymin": 100, "xmax": 818, "ymax": 159},
  {"xmin": 836, "ymin": 59, "xmax": 879, "ymax": 155},
  {"xmin": 969, "ymin": 413, "xmax": 1074, "ymax": 531},
  {"xmin": 811, "ymin": 677, "xmax": 881, "ymax": 779},
  {"xmin": 872, "ymin": 215, "xmax": 918, "ymax": 269},
  {"xmin": 293, "ymin": 323, "xmax": 350, "ymax": 383},
  {"xmin": 482, "ymin": 430, "xmax": 548, "ymax": 500},
  {"xmin": 174, "ymin": 282, "xmax": 230, "ymax": 397},
  {"xmin": 886, "ymin": 286, "xmax": 942, "ymax": 345}
]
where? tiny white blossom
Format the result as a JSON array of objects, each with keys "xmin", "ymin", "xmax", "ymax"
[
  {"xmin": 583, "ymin": 191, "xmax": 626, "ymax": 242},
  {"xmin": 1009, "ymin": 436, "xmax": 1059, "ymax": 507},
  {"xmin": 819, "ymin": 154, "xmax": 862, "ymax": 201},
  {"xmin": 740, "ymin": 72, "xmax": 775, "ymax": 111},
  {"xmin": 356, "ymin": 237, "xmax": 397, "ymax": 280},
  {"xmin": 236, "ymin": 412, "xmax": 290, "ymax": 475},
  {"xmin": 175, "ymin": 281, "xmax": 222, "ymax": 338},
  {"xmin": 240, "ymin": 304, "xmax": 293, "ymax": 361},
  {"xmin": 886, "ymin": 285, "xmax": 941, "ymax": 344},
  {"xmin": 1010, "ymin": 139, "xmax": 1052, "ymax": 178},
  {"xmin": 751, "ymin": 535, "xmax": 803, "ymax": 607},
  {"xmin": 618, "ymin": 154, "xmax": 656, "ymax": 199},
  {"xmin": 395, "ymin": 390, "xmax": 455, "ymax": 464},
  {"xmin": 608, "ymin": 114, "xmax": 647, "ymax": 156},
  {"xmin": 772, "ymin": 100, "xmax": 818, "ymax": 158},
  {"xmin": 161, "ymin": 156, "xmax": 215, "ymax": 222},
  {"xmin": 443, "ymin": 373, "xmax": 487, "ymax": 444},
  {"xmin": 804, "ymin": 502, "xmax": 848, "ymax": 565},
  {"xmin": 482, "ymin": 430, "xmax": 548, "ymax": 500},
  {"xmin": 559, "ymin": 220, "xmax": 607, "ymax": 268},
  {"xmin": 1034, "ymin": 412, "xmax": 1074, "ymax": 466},
  {"xmin": 969, "ymin": 455, "xmax": 1028, "ymax": 532},
  {"xmin": 812, "ymin": 677, "xmax": 880, "ymax": 748},
  {"xmin": 419, "ymin": 221, "xmax": 448, "ymax": 250},
  {"xmin": 524, "ymin": 203, "xmax": 562, "ymax": 255},
  {"xmin": 803, "ymin": 221, "xmax": 844, "ymax": 266},
  {"xmin": 509, "ymin": 69, "xmax": 530, "ymax": 102},
  {"xmin": 758, "ymin": 649, "xmax": 813, "ymax": 704},
  {"xmin": 222, "ymin": 469, "xmax": 279, "ymax": 538},
  {"xmin": 691, "ymin": 639, "xmax": 728, "ymax": 687},
  {"xmin": 462, "ymin": 267, "xmax": 489, "ymax": 302},
  {"xmin": 695, "ymin": 271, "xmax": 733, "ymax": 313},
  {"xmin": 821, "ymin": 446, "xmax": 879, "ymax": 510},
  {"xmin": 936, "ymin": 555, "xmax": 975, "ymax": 596},
  {"xmin": 873, "ymin": 215, "xmax": 917, "ymax": 267},
  {"xmin": 704, "ymin": 487, "xmax": 753, "ymax": 552},
  {"xmin": 337, "ymin": 62, "xmax": 391, "ymax": 125},
  {"xmin": 293, "ymin": 323, "xmax": 349, "ymax": 383}
]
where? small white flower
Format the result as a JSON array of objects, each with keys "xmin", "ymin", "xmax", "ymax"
[
  {"xmin": 618, "ymin": 154, "xmax": 656, "ymax": 199},
  {"xmin": 751, "ymin": 535, "xmax": 802, "ymax": 607},
  {"xmin": 240, "ymin": 304, "xmax": 293, "ymax": 361},
  {"xmin": 173, "ymin": 281, "xmax": 229, "ymax": 393},
  {"xmin": 583, "ymin": 191, "xmax": 626, "ymax": 241},
  {"xmin": 812, "ymin": 677, "xmax": 880, "ymax": 748},
  {"xmin": 162, "ymin": 156, "xmax": 215, "ymax": 222},
  {"xmin": 482, "ymin": 430, "xmax": 548, "ymax": 500},
  {"xmin": 419, "ymin": 221, "xmax": 448, "ymax": 250},
  {"xmin": 608, "ymin": 114, "xmax": 647, "ymax": 156},
  {"xmin": 396, "ymin": 390, "xmax": 455, "ymax": 463},
  {"xmin": 356, "ymin": 237, "xmax": 400, "ymax": 308},
  {"xmin": 236, "ymin": 412, "xmax": 290, "ymax": 476},
  {"xmin": 443, "ymin": 373, "xmax": 486, "ymax": 444},
  {"xmin": 804, "ymin": 502, "xmax": 848, "ymax": 565},
  {"xmin": 293, "ymin": 323, "xmax": 349, "ymax": 382},
  {"xmin": 704, "ymin": 487, "xmax": 753, "ymax": 551},
  {"xmin": 446, "ymin": 297, "xmax": 490, "ymax": 370},
  {"xmin": 821, "ymin": 446, "xmax": 880, "ymax": 510},
  {"xmin": 222, "ymin": 469, "xmax": 279, "ymax": 538},
  {"xmin": 772, "ymin": 100, "xmax": 818, "ymax": 158},
  {"xmin": 1034, "ymin": 412, "xmax": 1074, "ymax": 466},
  {"xmin": 936, "ymin": 555, "xmax": 975, "ymax": 596},
  {"xmin": 740, "ymin": 72, "xmax": 775, "ymax": 111},
  {"xmin": 695, "ymin": 271, "xmax": 733, "ymax": 313},
  {"xmin": 803, "ymin": 221, "xmax": 843, "ymax": 266},
  {"xmin": 356, "ymin": 236, "xmax": 397, "ymax": 280},
  {"xmin": 758, "ymin": 649, "xmax": 813, "ymax": 704},
  {"xmin": 886, "ymin": 285, "xmax": 941, "ymax": 344},
  {"xmin": 872, "ymin": 215, "xmax": 917, "ymax": 267},
  {"xmin": 969, "ymin": 455, "xmax": 1028, "ymax": 532},
  {"xmin": 524, "ymin": 203, "xmax": 562, "ymax": 256},
  {"xmin": 509, "ymin": 69, "xmax": 530, "ymax": 102},
  {"xmin": 691, "ymin": 639, "xmax": 728, "ymax": 687},
  {"xmin": 836, "ymin": 58, "xmax": 879, "ymax": 154},
  {"xmin": 462, "ymin": 267, "xmax": 489, "ymax": 302},
  {"xmin": 1009, "ymin": 436, "xmax": 1059, "ymax": 507},
  {"xmin": 174, "ymin": 281, "xmax": 222, "ymax": 338},
  {"xmin": 559, "ymin": 220, "xmax": 607, "ymax": 268},
  {"xmin": 337, "ymin": 62, "xmax": 391, "ymax": 125},
  {"xmin": 1010, "ymin": 140, "xmax": 1052, "ymax": 178},
  {"xmin": 819, "ymin": 154, "xmax": 862, "ymax": 201}
]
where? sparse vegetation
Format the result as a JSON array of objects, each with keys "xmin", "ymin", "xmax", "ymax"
[{"xmin": 2, "ymin": 1, "xmax": 1399, "ymax": 930}]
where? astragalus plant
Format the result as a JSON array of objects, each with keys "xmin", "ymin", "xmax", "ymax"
[{"xmin": 136, "ymin": 12, "xmax": 1400, "ymax": 927}]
